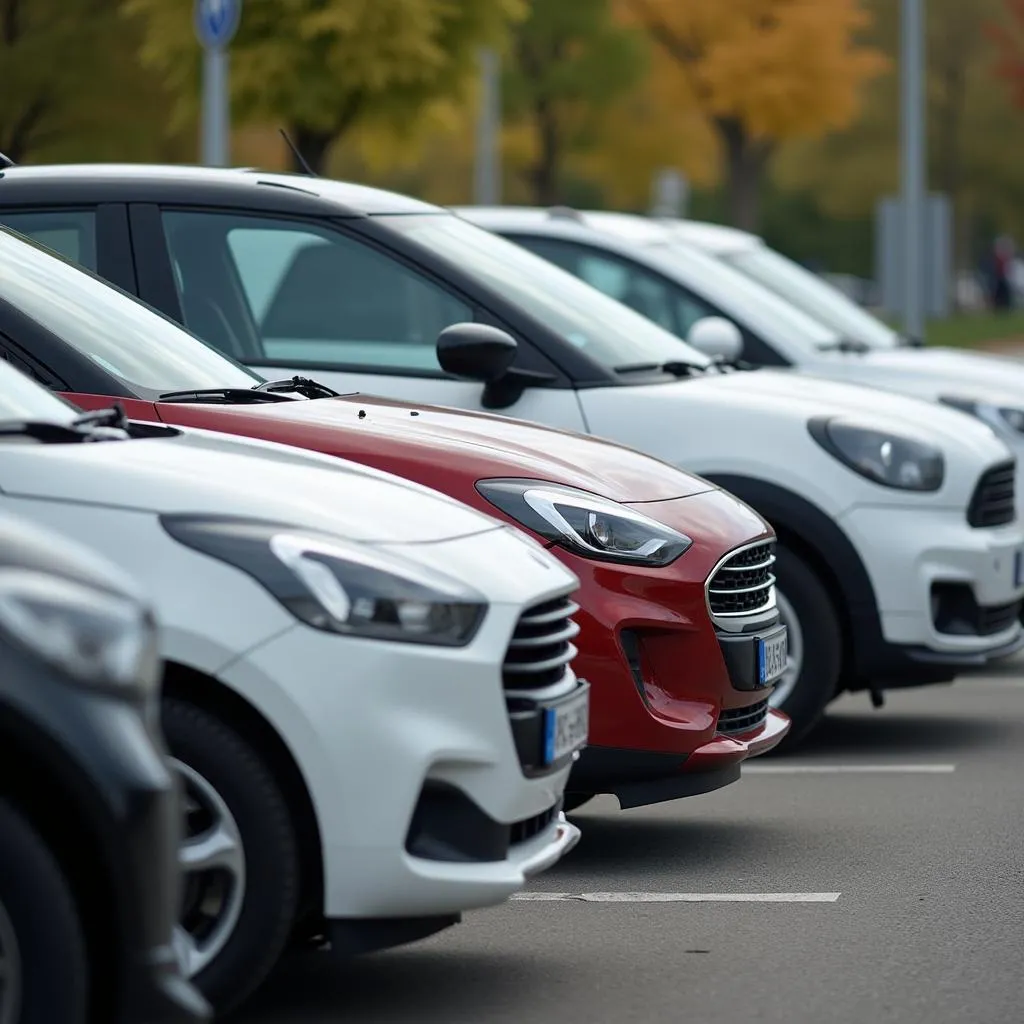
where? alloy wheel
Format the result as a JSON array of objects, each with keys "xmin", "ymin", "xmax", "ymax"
[{"xmin": 770, "ymin": 588, "xmax": 804, "ymax": 710}]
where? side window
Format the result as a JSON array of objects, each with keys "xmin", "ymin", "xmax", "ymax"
[
  {"xmin": 0, "ymin": 209, "xmax": 97, "ymax": 270},
  {"xmin": 161, "ymin": 211, "xmax": 474, "ymax": 373}
]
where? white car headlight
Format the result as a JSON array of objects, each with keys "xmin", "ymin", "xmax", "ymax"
[
  {"xmin": 161, "ymin": 515, "xmax": 487, "ymax": 646},
  {"xmin": 941, "ymin": 395, "xmax": 1024, "ymax": 437},
  {"xmin": 476, "ymin": 479, "xmax": 692, "ymax": 567},
  {"xmin": 808, "ymin": 417, "xmax": 944, "ymax": 492},
  {"xmin": 0, "ymin": 568, "xmax": 160, "ymax": 692}
]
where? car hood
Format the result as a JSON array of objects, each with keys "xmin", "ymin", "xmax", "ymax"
[
  {"xmin": 593, "ymin": 366, "xmax": 1012, "ymax": 467},
  {"xmin": 0, "ymin": 426, "xmax": 505, "ymax": 544},
  {"xmin": 154, "ymin": 393, "xmax": 714, "ymax": 502},
  {"xmin": 805, "ymin": 347, "xmax": 1024, "ymax": 409}
]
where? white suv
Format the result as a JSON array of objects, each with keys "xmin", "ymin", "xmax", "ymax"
[{"xmin": 0, "ymin": 360, "xmax": 585, "ymax": 1014}]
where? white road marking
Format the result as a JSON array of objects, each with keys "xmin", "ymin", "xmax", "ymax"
[
  {"xmin": 511, "ymin": 892, "xmax": 841, "ymax": 903},
  {"xmin": 743, "ymin": 763, "xmax": 955, "ymax": 775}
]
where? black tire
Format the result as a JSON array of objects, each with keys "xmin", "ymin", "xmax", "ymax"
[
  {"xmin": 162, "ymin": 698, "xmax": 300, "ymax": 1015},
  {"xmin": 562, "ymin": 793, "xmax": 595, "ymax": 813},
  {"xmin": 0, "ymin": 798, "xmax": 88, "ymax": 1024},
  {"xmin": 771, "ymin": 543, "xmax": 843, "ymax": 748}
]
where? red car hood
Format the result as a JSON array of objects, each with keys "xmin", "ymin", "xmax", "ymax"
[{"xmin": 151, "ymin": 393, "xmax": 714, "ymax": 503}]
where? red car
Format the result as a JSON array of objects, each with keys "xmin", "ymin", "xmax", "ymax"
[{"xmin": 0, "ymin": 223, "xmax": 790, "ymax": 809}]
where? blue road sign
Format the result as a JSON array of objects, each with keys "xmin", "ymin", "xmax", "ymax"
[{"xmin": 195, "ymin": 0, "xmax": 241, "ymax": 50}]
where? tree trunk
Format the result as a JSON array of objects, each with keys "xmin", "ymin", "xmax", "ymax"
[
  {"xmin": 717, "ymin": 117, "xmax": 771, "ymax": 232},
  {"xmin": 529, "ymin": 97, "xmax": 561, "ymax": 206},
  {"xmin": 288, "ymin": 125, "xmax": 335, "ymax": 176}
]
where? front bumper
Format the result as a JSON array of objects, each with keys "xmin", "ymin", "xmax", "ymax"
[
  {"xmin": 220, "ymin": 607, "xmax": 582, "ymax": 923},
  {"xmin": 567, "ymin": 708, "xmax": 789, "ymax": 809},
  {"xmin": 841, "ymin": 503, "xmax": 1024, "ymax": 658}
]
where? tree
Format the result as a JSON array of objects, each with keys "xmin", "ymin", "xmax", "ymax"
[
  {"xmin": 989, "ymin": 0, "xmax": 1024, "ymax": 109},
  {"xmin": 0, "ymin": 0, "xmax": 171, "ymax": 163},
  {"xmin": 501, "ymin": 0, "xmax": 647, "ymax": 204},
  {"xmin": 123, "ymin": 0, "xmax": 522, "ymax": 174},
  {"xmin": 619, "ymin": 0, "xmax": 886, "ymax": 229}
]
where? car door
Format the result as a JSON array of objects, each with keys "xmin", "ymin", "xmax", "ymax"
[{"xmin": 131, "ymin": 204, "xmax": 590, "ymax": 432}]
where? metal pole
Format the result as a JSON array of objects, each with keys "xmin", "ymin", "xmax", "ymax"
[
  {"xmin": 474, "ymin": 48, "xmax": 500, "ymax": 205},
  {"xmin": 201, "ymin": 46, "xmax": 229, "ymax": 167},
  {"xmin": 900, "ymin": 0, "xmax": 925, "ymax": 342}
]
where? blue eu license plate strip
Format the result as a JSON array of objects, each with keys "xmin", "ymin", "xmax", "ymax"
[
  {"xmin": 757, "ymin": 630, "xmax": 788, "ymax": 686},
  {"xmin": 543, "ymin": 689, "xmax": 589, "ymax": 765}
]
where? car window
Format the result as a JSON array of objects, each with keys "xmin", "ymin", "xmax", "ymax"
[
  {"xmin": 162, "ymin": 211, "xmax": 475, "ymax": 373},
  {"xmin": 513, "ymin": 235, "xmax": 714, "ymax": 337},
  {"xmin": 0, "ymin": 357, "xmax": 78, "ymax": 424},
  {"xmin": 0, "ymin": 209, "xmax": 97, "ymax": 270}
]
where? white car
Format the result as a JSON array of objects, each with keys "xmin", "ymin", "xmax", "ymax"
[
  {"xmin": 0, "ymin": 360, "xmax": 585, "ymax": 1013},
  {"xmin": 470, "ymin": 206, "xmax": 1024, "ymax": 513},
  {"xmin": 4, "ymin": 166, "xmax": 1017, "ymax": 742}
]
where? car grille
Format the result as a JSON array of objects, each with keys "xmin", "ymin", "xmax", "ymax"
[
  {"xmin": 510, "ymin": 803, "xmax": 560, "ymax": 846},
  {"xmin": 717, "ymin": 698, "xmax": 770, "ymax": 736},
  {"xmin": 967, "ymin": 460, "xmax": 1016, "ymax": 527},
  {"xmin": 707, "ymin": 542, "xmax": 776, "ymax": 617},
  {"xmin": 503, "ymin": 592, "xmax": 580, "ymax": 691}
]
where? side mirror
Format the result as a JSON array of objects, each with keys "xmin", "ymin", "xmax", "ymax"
[
  {"xmin": 437, "ymin": 323, "xmax": 518, "ymax": 383},
  {"xmin": 687, "ymin": 316, "xmax": 744, "ymax": 362}
]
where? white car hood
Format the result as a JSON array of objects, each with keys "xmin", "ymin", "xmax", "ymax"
[
  {"xmin": 0, "ymin": 426, "xmax": 503, "ymax": 544},
  {"xmin": 803, "ymin": 347, "xmax": 1024, "ymax": 409}
]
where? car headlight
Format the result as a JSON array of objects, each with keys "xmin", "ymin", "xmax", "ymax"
[
  {"xmin": 808, "ymin": 417, "xmax": 944, "ymax": 491},
  {"xmin": 161, "ymin": 515, "xmax": 487, "ymax": 646},
  {"xmin": 476, "ymin": 479, "xmax": 692, "ymax": 566},
  {"xmin": 941, "ymin": 396, "xmax": 1024, "ymax": 436},
  {"xmin": 0, "ymin": 568, "xmax": 160, "ymax": 692}
]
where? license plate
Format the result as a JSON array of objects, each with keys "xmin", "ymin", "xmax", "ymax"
[
  {"xmin": 543, "ymin": 689, "xmax": 589, "ymax": 765},
  {"xmin": 758, "ymin": 630, "xmax": 788, "ymax": 687},
  {"xmin": 1015, "ymin": 549, "xmax": 1024, "ymax": 589}
]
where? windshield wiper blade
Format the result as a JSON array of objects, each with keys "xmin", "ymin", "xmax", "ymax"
[
  {"xmin": 0, "ymin": 403, "xmax": 132, "ymax": 444},
  {"xmin": 71, "ymin": 403, "xmax": 130, "ymax": 432},
  {"xmin": 158, "ymin": 387, "xmax": 294, "ymax": 404},
  {"xmin": 252, "ymin": 376, "xmax": 341, "ymax": 399},
  {"xmin": 613, "ymin": 360, "xmax": 704, "ymax": 378},
  {"xmin": 820, "ymin": 337, "xmax": 870, "ymax": 354}
]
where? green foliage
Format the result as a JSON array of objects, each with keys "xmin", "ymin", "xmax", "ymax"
[
  {"xmin": 123, "ymin": 0, "xmax": 523, "ymax": 165},
  {"xmin": 0, "ymin": 0, "xmax": 173, "ymax": 162}
]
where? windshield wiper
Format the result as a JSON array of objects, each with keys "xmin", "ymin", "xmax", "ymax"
[
  {"xmin": 0, "ymin": 403, "xmax": 131, "ymax": 444},
  {"xmin": 820, "ymin": 337, "xmax": 870, "ymax": 354},
  {"xmin": 157, "ymin": 387, "xmax": 294, "ymax": 404},
  {"xmin": 613, "ymin": 360, "xmax": 704, "ymax": 378},
  {"xmin": 252, "ymin": 376, "xmax": 341, "ymax": 399}
]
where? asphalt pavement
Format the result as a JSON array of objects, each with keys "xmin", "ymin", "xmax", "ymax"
[{"xmin": 231, "ymin": 661, "xmax": 1024, "ymax": 1024}]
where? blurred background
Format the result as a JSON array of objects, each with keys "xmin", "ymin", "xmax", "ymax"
[{"xmin": 4, "ymin": 0, "xmax": 1024, "ymax": 348}]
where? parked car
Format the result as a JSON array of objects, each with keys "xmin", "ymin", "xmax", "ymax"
[
  {"xmin": 2, "ymin": 166, "xmax": 1017, "ymax": 743},
  {"xmin": 0, "ymin": 510, "xmax": 210, "ymax": 1024},
  {"xmin": 466, "ymin": 206, "xmax": 1024, "ymax": 518},
  {"xmin": 0, "ymin": 222, "xmax": 789, "ymax": 825},
  {"xmin": 0, "ymin": 356, "xmax": 587, "ymax": 1013}
]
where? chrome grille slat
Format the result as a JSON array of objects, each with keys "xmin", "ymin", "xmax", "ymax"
[
  {"xmin": 706, "ymin": 541, "xmax": 776, "ymax": 617},
  {"xmin": 503, "ymin": 592, "xmax": 580, "ymax": 690}
]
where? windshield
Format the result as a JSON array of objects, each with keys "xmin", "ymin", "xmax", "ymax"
[
  {"xmin": 380, "ymin": 213, "xmax": 710, "ymax": 370},
  {"xmin": 723, "ymin": 245, "xmax": 900, "ymax": 350},
  {"xmin": 0, "ymin": 359, "xmax": 79, "ymax": 424},
  {"xmin": 653, "ymin": 239, "xmax": 841, "ymax": 349},
  {"xmin": 0, "ymin": 229, "xmax": 263, "ymax": 393}
]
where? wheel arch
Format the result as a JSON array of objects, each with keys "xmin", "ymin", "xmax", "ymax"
[{"xmin": 162, "ymin": 661, "xmax": 325, "ymax": 938}]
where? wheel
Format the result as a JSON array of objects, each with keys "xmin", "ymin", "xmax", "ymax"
[
  {"xmin": 562, "ymin": 793, "xmax": 595, "ymax": 813},
  {"xmin": 162, "ymin": 698, "xmax": 301, "ymax": 1015},
  {"xmin": 0, "ymin": 798, "xmax": 88, "ymax": 1024},
  {"xmin": 769, "ymin": 543, "xmax": 843, "ymax": 748}
]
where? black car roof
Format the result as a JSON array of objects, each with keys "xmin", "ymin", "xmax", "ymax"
[{"xmin": 0, "ymin": 164, "xmax": 445, "ymax": 218}]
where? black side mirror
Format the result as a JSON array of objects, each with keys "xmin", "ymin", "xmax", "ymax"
[{"xmin": 437, "ymin": 323, "xmax": 518, "ymax": 383}]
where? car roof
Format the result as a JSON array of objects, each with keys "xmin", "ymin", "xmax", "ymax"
[
  {"xmin": 0, "ymin": 164, "xmax": 443, "ymax": 216},
  {"xmin": 662, "ymin": 219, "xmax": 762, "ymax": 255}
]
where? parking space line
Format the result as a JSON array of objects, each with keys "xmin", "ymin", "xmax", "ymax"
[
  {"xmin": 744, "ymin": 763, "xmax": 955, "ymax": 774},
  {"xmin": 511, "ymin": 892, "xmax": 841, "ymax": 903}
]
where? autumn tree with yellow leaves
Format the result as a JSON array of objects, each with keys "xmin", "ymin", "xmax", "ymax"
[
  {"xmin": 123, "ymin": 0, "xmax": 521, "ymax": 173},
  {"xmin": 620, "ymin": 0, "xmax": 886, "ymax": 229}
]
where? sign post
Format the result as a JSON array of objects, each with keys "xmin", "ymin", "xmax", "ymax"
[{"xmin": 194, "ymin": 0, "xmax": 241, "ymax": 167}]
